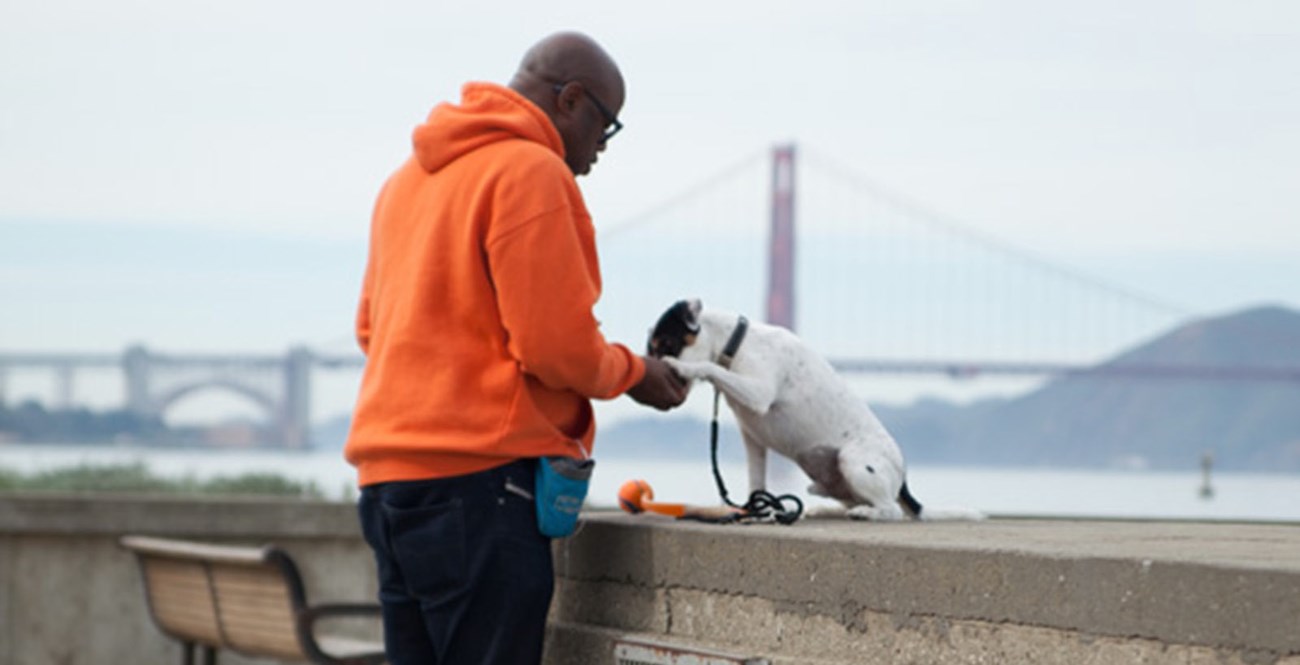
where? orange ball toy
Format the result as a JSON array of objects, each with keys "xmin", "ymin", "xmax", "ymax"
[
  {"xmin": 618, "ymin": 479, "xmax": 652, "ymax": 514},
  {"xmin": 617, "ymin": 479, "xmax": 689, "ymax": 517}
]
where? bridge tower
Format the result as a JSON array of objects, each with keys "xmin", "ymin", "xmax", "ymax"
[
  {"xmin": 123, "ymin": 345, "xmax": 151, "ymax": 415},
  {"xmin": 766, "ymin": 144, "xmax": 797, "ymax": 331}
]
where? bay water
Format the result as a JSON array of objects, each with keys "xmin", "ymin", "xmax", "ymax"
[{"xmin": 1, "ymin": 443, "xmax": 1296, "ymax": 523}]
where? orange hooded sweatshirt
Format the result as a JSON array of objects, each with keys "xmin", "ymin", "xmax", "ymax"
[{"xmin": 344, "ymin": 82, "xmax": 646, "ymax": 487}]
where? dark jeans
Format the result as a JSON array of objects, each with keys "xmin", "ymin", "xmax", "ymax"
[{"xmin": 358, "ymin": 459, "xmax": 554, "ymax": 665}]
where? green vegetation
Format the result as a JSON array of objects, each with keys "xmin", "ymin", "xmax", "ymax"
[{"xmin": 0, "ymin": 462, "xmax": 324, "ymax": 499}]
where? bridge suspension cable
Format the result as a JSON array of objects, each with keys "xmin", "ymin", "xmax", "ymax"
[
  {"xmin": 599, "ymin": 150, "xmax": 766, "ymax": 240},
  {"xmin": 791, "ymin": 146, "xmax": 1198, "ymax": 364},
  {"xmin": 800, "ymin": 147, "xmax": 1193, "ymax": 319}
]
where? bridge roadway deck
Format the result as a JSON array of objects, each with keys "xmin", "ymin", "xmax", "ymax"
[{"xmin": 547, "ymin": 512, "xmax": 1300, "ymax": 664}]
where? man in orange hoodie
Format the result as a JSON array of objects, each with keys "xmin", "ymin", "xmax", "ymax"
[{"xmin": 346, "ymin": 32, "xmax": 687, "ymax": 664}]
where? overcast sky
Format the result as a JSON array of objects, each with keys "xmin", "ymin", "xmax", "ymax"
[{"xmin": 3, "ymin": 1, "xmax": 1299, "ymax": 417}]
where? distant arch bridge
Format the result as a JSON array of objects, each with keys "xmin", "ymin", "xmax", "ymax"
[
  {"xmin": 0, "ymin": 347, "xmax": 362, "ymax": 449},
  {"xmin": 4, "ymin": 347, "xmax": 1298, "ymax": 449}
]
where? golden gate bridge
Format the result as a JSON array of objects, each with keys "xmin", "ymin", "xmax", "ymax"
[{"xmin": 3, "ymin": 144, "xmax": 1295, "ymax": 447}]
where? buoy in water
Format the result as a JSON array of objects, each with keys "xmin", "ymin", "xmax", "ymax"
[{"xmin": 1199, "ymin": 451, "xmax": 1215, "ymax": 500}]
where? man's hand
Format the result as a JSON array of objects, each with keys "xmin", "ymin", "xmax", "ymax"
[{"xmin": 626, "ymin": 356, "xmax": 689, "ymax": 410}]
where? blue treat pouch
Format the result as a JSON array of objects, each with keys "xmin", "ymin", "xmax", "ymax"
[{"xmin": 535, "ymin": 456, "xmax": 594, "ymax": 538}]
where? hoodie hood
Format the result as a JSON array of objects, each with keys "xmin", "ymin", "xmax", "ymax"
[{"xmin": 412, "ymin": 82, "xmax": 566, "ymax": 174}]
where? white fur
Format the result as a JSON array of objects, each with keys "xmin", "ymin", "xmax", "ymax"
[{"xmin": 663, "ymin": 300, "xmax": 982, "ymax": 522}]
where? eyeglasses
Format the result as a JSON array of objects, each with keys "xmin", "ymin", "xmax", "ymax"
[{"xmin": 553, "ymin": 83, "xmax": 623, "ymax": 144}]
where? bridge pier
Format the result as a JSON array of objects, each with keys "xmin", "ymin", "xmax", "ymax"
[
  {"xmin": 280, "ymin": 347, "xmax": 313, "ymax": 449},
  {"xmin": 123, "ymin": 345, "xmax": 151, "ymax": 416}
]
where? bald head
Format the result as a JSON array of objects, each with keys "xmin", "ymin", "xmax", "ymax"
[
  {"xmin": 510, "ymin": 31, "xmax": 624, "ymax": 101},
  {"xmin": 510, "ymin": 32, "xmax": 625, "ymax": 176}
]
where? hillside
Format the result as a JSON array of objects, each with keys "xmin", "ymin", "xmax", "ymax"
[{"xmin": 876, "ymin": 305, "xmax": 1300, "ymax": 470}]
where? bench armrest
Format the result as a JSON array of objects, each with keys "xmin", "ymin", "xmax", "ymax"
[
  {"xmin": 296, "ymin": 603, "xmax": 386, "ymax": 665},
  {"xmin": 300, "ymin": 603, "xmax": 383, "ymax": 622}
]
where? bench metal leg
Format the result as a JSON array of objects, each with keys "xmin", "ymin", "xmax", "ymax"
[{"xmin": 179, "ymin": 641, "xmax": 217, "ymax": 665}]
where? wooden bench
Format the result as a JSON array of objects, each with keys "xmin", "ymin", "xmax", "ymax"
[{"xmin": 120, "ymin": 535, "xmax": 386, "ymax": 665}]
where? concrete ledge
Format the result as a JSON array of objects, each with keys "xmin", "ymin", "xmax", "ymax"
[
  {"xmin": 0, "ymin": 492, "xmax": 375, "ymax": 665},
  {"xmin": 0, "ymin": 490, "xmax": 361, "ymax": 538},
  {"xmin": 549, "ymin": 513, "xmax": 1300, "ymax": 665},
  {"xmin": 6, "ymin": 493, "xmax": 1300, "ymax": 664}
]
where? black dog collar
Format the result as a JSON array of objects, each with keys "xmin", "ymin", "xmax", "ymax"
[{"xmin": 716, "ymin": 315, "xmax": 749, "ymax": 369}]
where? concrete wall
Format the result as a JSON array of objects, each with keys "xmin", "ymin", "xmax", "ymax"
[
  {"xmin": 547, "ymin": 514, "xmax": 1300, "ymax": 665},
  {"xmin": 0, "ymin": 492, "xmax": 377, "ymax": 665},
  {"xmin": 4, "ymin": 494, "xmax": 1300, "ymax": 665}
]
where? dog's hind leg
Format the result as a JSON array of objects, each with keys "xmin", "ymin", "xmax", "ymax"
[
  {"xmin": 796, "ymin": 445, "xmax": 855, "ymax": 505},
  {"xmin": 743, "ymin": 435, "xmax": 767, "ymax": 492}
]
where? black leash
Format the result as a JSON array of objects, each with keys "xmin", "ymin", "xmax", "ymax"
[
  {"xmin": 696, "ymin": 315, "xmax": 804, "ymax": 526},
  {"xmin": 706, "ymin": 393, "xmax": 804, "ymax": 525}
]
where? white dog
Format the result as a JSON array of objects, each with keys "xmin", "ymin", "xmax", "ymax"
[{"xmin": 648, "ymin": 299, "xmax": 981, "ymax": 521}]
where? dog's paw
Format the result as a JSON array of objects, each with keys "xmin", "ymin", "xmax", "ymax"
[
  {"xmin": 663, "ymin": 357, "xmax": 709, "ymax": 381},
  {"xmin": 805, "ymin": 504, "xmax": 847, "ymax": 519},
  {"xmin": 846, "ymin": 504, "xmax": 907, "ymax": 522},
  {"xmin": 845, "ymin": 505, "xmax": 877, "ymax": 521}
]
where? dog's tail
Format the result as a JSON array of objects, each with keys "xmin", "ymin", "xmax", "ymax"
[
  {"xmin": 899, "ymin": 481, "xmax": 923, "ymax": 518},
  {"xmin": 899, "ymin": 481, "xmax": 986, "ymax": 521}
]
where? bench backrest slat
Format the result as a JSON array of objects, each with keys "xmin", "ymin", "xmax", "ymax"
[
  {"xmin": 211, "ymin": 562, "xmax": 306, "ymax": 660},
  {"xmin": 140, "ymin": 558, "xmax": 223, "ymax": 647}
]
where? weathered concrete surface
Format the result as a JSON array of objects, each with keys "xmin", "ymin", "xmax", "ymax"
[
  {"xmin": 0, "ymin": 490, "xmax": 364, "ymax": 538},
  {"xmin": 0, "ymin": 492, "xmax": 377, "ymax": 665},
  {"xmin": 5, "ymin": 493, "xmax": 1299, "ymax": 665},
  {"xmin": 546, "ymin": 512, "xmax": 1300, "ymax": 665}
]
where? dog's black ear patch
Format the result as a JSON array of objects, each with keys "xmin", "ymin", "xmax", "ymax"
[{"xmin": 647, "ymin": 300, "xmax": 699, "ymax": 358}]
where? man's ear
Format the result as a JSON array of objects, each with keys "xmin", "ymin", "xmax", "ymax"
[{"xmin": 553, "ymin": 82, "xmax": 581, "ymax": 117}]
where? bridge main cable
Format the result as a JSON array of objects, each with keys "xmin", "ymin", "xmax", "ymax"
[{"xmin": 830, "ymin": 358, "xmax": 1300, "ymax": 382}]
